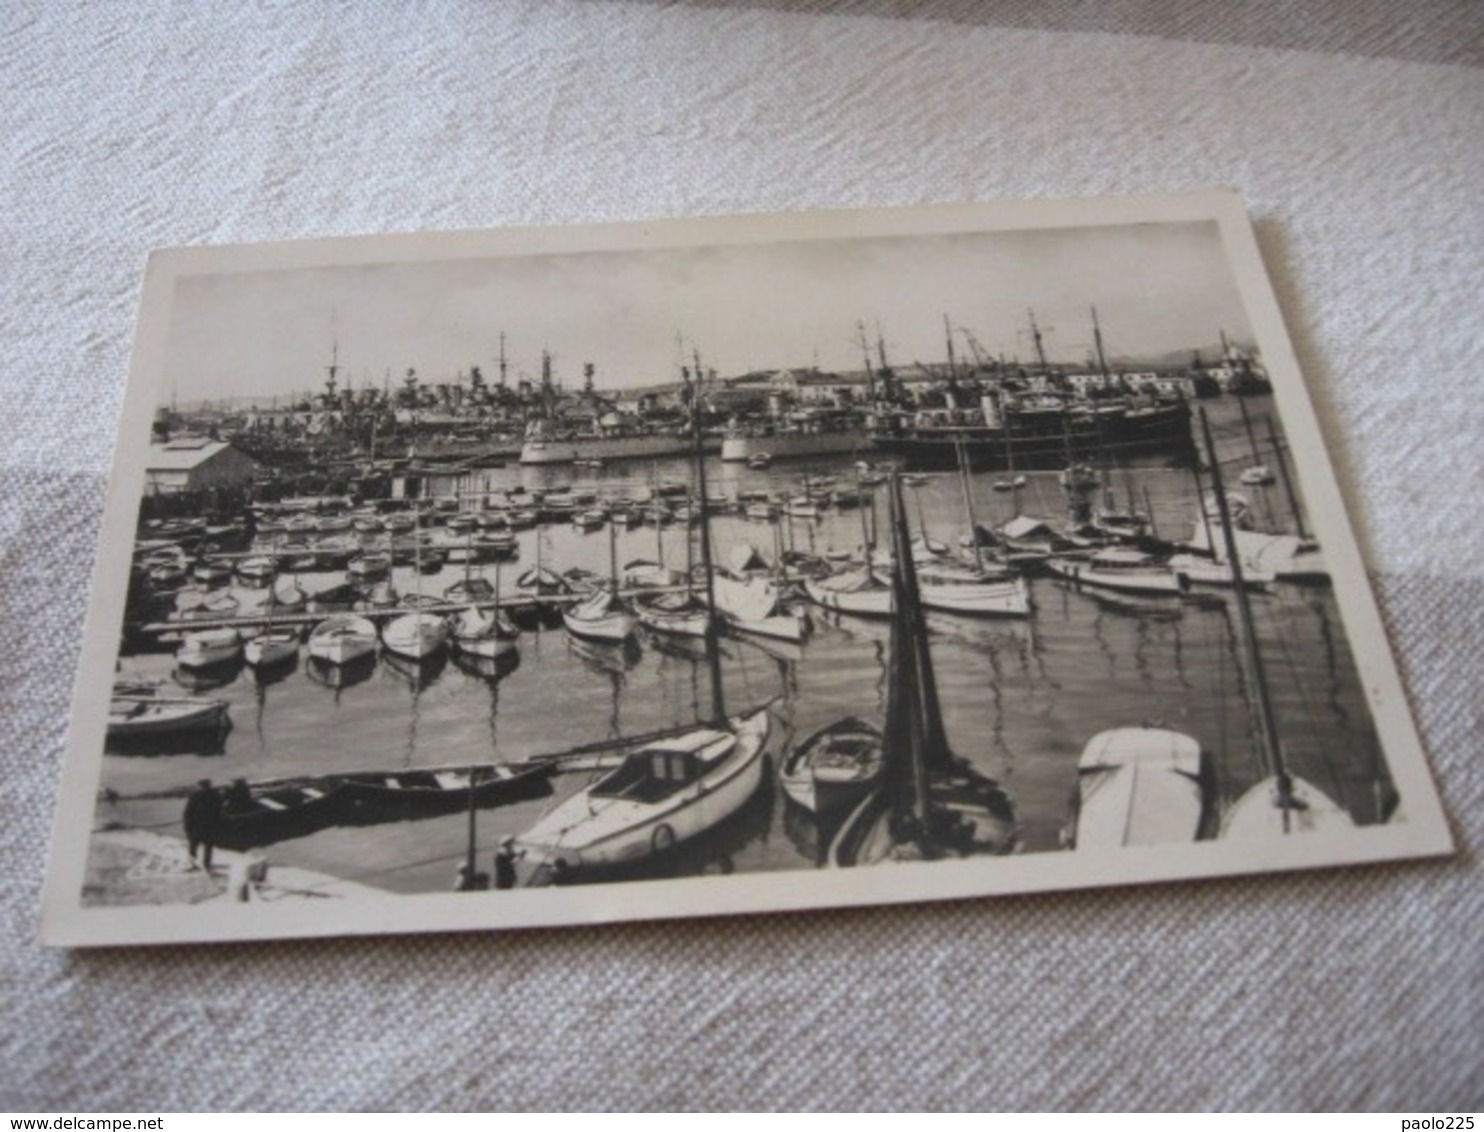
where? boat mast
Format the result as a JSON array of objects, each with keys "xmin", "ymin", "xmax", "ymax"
[
  {"xmin": 1191, "ymin": 459, "xmax": 1218, "ymax": 557},
  {"xmin": 999, "ymin": 389, "xmax": 1020, "ymax": 520},
  {"xmin": 954, "ymin": 436, "xmax": 985, "ymax": 572},
  {"xmin": 607, "ymin": 514, "xmax": 619, "ymax": 597},
  {"xmin": 1265, "ymin": 417, "xmax": 1309, "ymax": 540},
  {"xmin": 691, "ymin": 346, "xmax": 726, "ymax": 726},
  {"xmin": 1199, "ymin": 409, "xmax": 1295, "ymax": 821},
  {"xmin": 1236, "ymin": 394, "xmax": 1264, "ymax": 468},
  {"xmin": 1091, "ymin": 306, "xmax": 1111, "ymax": 390},
  {"xmin": 857, "ymin": 320, "xmax": 877, "ymax": 404}
]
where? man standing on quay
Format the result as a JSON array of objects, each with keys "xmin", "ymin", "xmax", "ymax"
[{"xmin": 183, "ymin": 778, "xmax": 222, "ymax": 872}]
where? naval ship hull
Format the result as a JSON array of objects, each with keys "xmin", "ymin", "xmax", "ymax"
[{"xmin": 870, "ymin": 402, "xmax": 1194, "ymax": 472}]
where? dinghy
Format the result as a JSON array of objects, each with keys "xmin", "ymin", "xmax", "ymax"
[{"xmin": 306, "ymin": 614, "xmax": 378, "ymax": 666}]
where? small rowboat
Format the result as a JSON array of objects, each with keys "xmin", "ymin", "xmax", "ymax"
[
  {"xmin": 340, "ymin": 761, "xmax": 554, "ymax": 818},
  {"xmin": 107, "ymin": 690, "xmax": 229, "ymax": 738},
  {"xmin": 216, "ymin": 780, "xmax": 347, "ymax": 849},
  {"xmin": 192, "ymin": 559, "xmax": 233, "ymax": 587},
  {"xmin": 347, "ymin": 553, "xmax": 391, "ymax": 583},
  {"xmin": 574, "ymin": 509, "xmax": 607, "ymax": 531},
  {"xmin": 244, "ymin": 627, "xmax": 299, "ymax": 668},
  {"xmin": 307, "ymin": 614, "xmax": 378, "ymax": 666},
  {"xmin": 236, "ymin": 556, "xmax": 277, "ymax": 587},
  {"xmin": 177, "ymin": 628, "xmax": 243, "ymax": 668},
  {"xmin": 779, "ymin": 717, "xmax": 884, "ymax": 819}
]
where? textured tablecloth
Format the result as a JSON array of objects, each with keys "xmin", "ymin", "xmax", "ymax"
[{"xmin": 2, "ymin": 1, "xmax": 1480, "ymax": 1111}]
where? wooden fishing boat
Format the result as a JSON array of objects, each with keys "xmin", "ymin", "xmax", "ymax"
[
  {"xmin": 712, "ymin": 573, "xmax": 810, "ymax": 641},
  {"xmin": 306, "ymin": 614, "xmax": 378, "ymax": 666},
  {"xmin": 1166, "ymin": 551, "xmax": 1274, "ymax": 591},
  {"xmin": 779, "ymin": 716, "xmax": 884, "ymax": 819},
  {"xmin": 1063, "ymin": 727, "xmax": 1216, "ymax": 849},
  {"xmin": 176, "ymin": 628, "xmax": 242, "ymax": 668},
  {"xmin": 147, "ymin": 560, "xmax": 188, "ymax": 587},
  {"xmin": 517, "ymin": 709, "xmax": 770, "ymax": 868},
  {"xmin": 1044, "ymin": 547, "xmax": 1190, "ymax": 596},
  {"xmin": 356, "ymin": 580, "xmax": 399, "ymax": 610},
  {"xmin": 507, "ymin": 509, "xmax": 539, "ymax": 530},
  {"xmin": 912, "ymin": 561, "xmax": 1030, "ymax": 618},
  {"xmin": 829, "ymin": 474, "xmax": 1017, "ymax": 867},
  {"xmin": 450, "ymin": 605, "xmax": 520, "ymax": 660},
  {"xmin": 623, "ymin": 558, "xmax": 682, "ymax": 588},
  {"xmin": 634, "ymin": 590, "xmax": 710, "ymax": 638},
  {"xmin": 347, "ymin": 552, "xmax": 391, "ymax": 583},
  {"xmin": 340, "ymin": 761, "xmax": 554, "ymax": 818},
  {"xmin": 562, "ymin": 590, "xmax": 636, "ymax": 644},
  {"xmin": 107, "ymin": 689, "xmax": 229, "ymax": 737},
  {"xmin": 804, "ymin": 568, "xmax": 893, "ymax": 618},
  {"xmin": 574, "ymin": 509, "xmax": 607, "ymax": 531},
  {"xmin": 192, "ymin": 558, "xmax": 233, "ymax": 587},
  {"xmin": 216, "ymin": 779, "xmax": 348, "ymax": 849},
  {"xmin": 472, "ymin": 530, "xmax": 517, "ymax": 559},
  {"xmin": 235, "ymin": 556, "xmax": 277, "ymax": 587},
  {"xmin": 306, "ymin": 581, "xmax": 359, "ymax": 613},
  {"xmin": 384, "ymin": 513, "xmax": 416, "ymax": 534},
  {"xmin": 381, "ymin": 611, "xmax": 450, "ymax": 661},
  {"xmin": 244, "ymin": 627, "xmax": 299, "ymax": 668}
]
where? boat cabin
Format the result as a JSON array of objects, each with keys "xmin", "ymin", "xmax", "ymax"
[{"xmin": 592, "ymin": 730, "xmax": 735, "ymax": 804}]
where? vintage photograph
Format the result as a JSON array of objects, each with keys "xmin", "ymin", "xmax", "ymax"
[{"xmin": 40, "ymin": 194, "xmax": 1451, "ymax": 945}]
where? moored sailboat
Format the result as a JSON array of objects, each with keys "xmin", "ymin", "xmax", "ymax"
[
  {"xmin": 829, "ymin": 474, "xmax": 1017, "ymax": 866},
  {"xmin": 1194, "ymin": 410, "xmax": 1354, "ymax": 839}
]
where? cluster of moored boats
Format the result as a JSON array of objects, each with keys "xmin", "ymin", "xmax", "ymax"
[{"xmin": 114, "ymin": 405, "xmax": 1348, "ymax": 883}]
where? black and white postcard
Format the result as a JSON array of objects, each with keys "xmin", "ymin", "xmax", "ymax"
[{"xmin": 40, "ymin": 191, "xmax": 1452, "ymax": 946}]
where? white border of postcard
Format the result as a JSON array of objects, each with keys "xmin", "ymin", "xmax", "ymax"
[{"xmin": 40, "ymin": 190, "xmax": 1453, "ymax": 946}]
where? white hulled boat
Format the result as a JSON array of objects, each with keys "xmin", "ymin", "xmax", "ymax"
[
  {"xmin": 1064, "ymin": 727, "xmax": 1214, "ymax": 849},
  {"xmin": 177, "ymin": 628, "xmax": 242, "ymax": 668},
  {"xmin": 382, "ymin": 611, "xmax": 450, "ymax": 661},
  {"xmin": 711, "ymin": 573, "xmax": 809, "ymax": 641},
  {"xmin": 517, "ymin": 709, "xmax": 770, "ymax": 868},
  {"xmin": 1044, "ymin": 547, "xmax": 1189, "ymax": 596},
  {"xmin": 307, "ymin": 614, "xmax": 378, "ymax": 666},
  {"xmin": 803, "ymin": 568, "xmax": 893, "ymax": 618}
]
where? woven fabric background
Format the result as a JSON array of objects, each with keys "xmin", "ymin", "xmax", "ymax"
[{"xmin": 2, "ymin": 1, "xmax": 1480, "ymax": 1111}]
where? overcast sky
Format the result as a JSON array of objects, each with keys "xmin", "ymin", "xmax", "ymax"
[{"xmin": 162, "ymin": 220, "xmax": 1252, "ymax": 405}]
